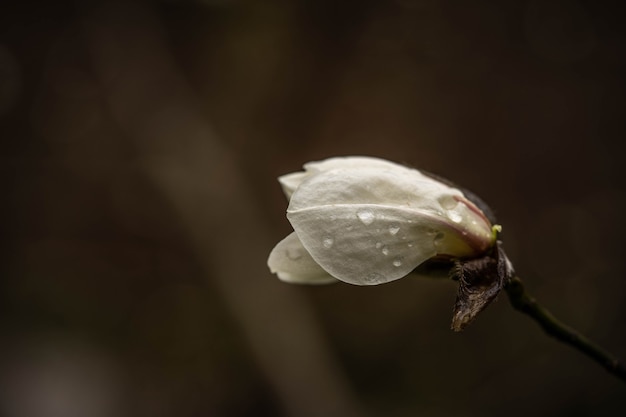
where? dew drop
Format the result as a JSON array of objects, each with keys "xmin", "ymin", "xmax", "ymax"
[
  {"xmin": 322, "ymin": 237, "xmax": 334, "ymax": 249},
  {"xmin": 433, "ymin": 232, "xmax": 445, "ymax": 249},
  {"xmin": 407, "ymin": 242, "xmax": 414, "ymax": 248},
  {"xmin": 439, "ymin": 195, "xmax": 459, "ymax": 210},
  {"xmin": 363, "ymin": 272, "xmax": 385, "ymax": 284},
  {"xmin": 375, "ymin": 242, "xmax": 383, "ymax": 249},
  {"xmin": 356, "ymin": 209, "xmax": 375, "ymax": 225},
  {"xmin": 389, "ymin": 225, "xmax": 400, "ymax": 235},
  {"xmin": 392, "ymin": 258, "xmax": 403, "ymax": 267},
  {"xmin": 381, "ymin": 246, "xmax": 389, "ymax": 256},
  {"xmin": 286, "ymin": 247, "xmax": 302, "ymax": 261},
  {"xmin": 448, "ymin": 210, "xmax": 463, "ymax": 223}
]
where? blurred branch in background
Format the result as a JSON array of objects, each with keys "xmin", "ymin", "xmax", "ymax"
[{"xmin": 80, "ymin": 2, "xmax": 364, "ymax": 417}]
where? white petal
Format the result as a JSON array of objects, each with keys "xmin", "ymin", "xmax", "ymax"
[
  {"xmin": 278, "ymin": 156, "xmax": 404, "ymax": 200},
  {"xmin": 288, "ymin": 165, "xmax": 460, "ymax": 214},
  {"xmin": 267, "ymin": 232, "xmax": 338, "ymax": 285},
  {"xmin": 288, "ymin": 204, "xmax": 442, "ymax": 285},
  {"xmin": 278, "ymin": 172, "xmax": 308, "ymax": 199},
  {"xmin": 302, "ymin": 156, "xmax": 403, "ymax": 174}
]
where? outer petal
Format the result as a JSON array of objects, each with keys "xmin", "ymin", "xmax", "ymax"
[
  {"xmin": 287, "ymin": 204, "xmax": 444, "ymax": 285},
  {"xmin": 288, "ymin": 165, "xmax": 460, "ymax": 214},
  {"xmin": 278, "ymin": 172, "xmax": 308, "ymax": 200},
  {"xmin": 302, "ymin": 156, "xmax": 404, "ymax": 174},
  {"xmin": 286, "ymin": 165, "xmax": 496, "ymax": 285},
  {"xmin": 278, "ymin": 156, "xmax": 404, "ymax": 200},
  {"xmin": 267, "ymin": 232, "xmax": 338, "ymax": 284}
]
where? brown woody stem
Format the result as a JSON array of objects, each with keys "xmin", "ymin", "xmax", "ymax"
[{"xmin": 505, "ymin": 276, "xmax": 626, "ymax": 383}]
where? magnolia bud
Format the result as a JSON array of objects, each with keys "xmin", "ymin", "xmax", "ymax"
[{"xmin": 268, "ymin": 156, "xmax": 498, "ymax": 286}]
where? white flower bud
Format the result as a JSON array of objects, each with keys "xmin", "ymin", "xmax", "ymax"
[{"xmin": 268, "ymin": 156, "xmax": 497, "ymax": 285}]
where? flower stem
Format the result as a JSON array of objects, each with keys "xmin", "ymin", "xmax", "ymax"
[{"xmin": 505, "ymin": 276, "xmax": 626, "ymax": 383}]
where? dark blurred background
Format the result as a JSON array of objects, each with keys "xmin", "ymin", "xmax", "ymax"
[{"xmin": 1, "ymin": 0, "xmax": 625, "ymax": 416}]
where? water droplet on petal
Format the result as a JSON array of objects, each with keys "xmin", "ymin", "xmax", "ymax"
[
  {"xmin": 439, "ymin": 195, "xmax": 459, "ymax": 210},
  {"xmin": 286, "ymin": 247, "xmax": 302, "ymax": 260},
  {"xmin": 433, "ymin": 232, "xmax": 446, "ymax": 249},
  {"xmin": 356, "ymin": 209, "xmax": 375, "ymax": 225},
  {"xmin": 448, "ymin": 210, "xmax": 463, "ymax": 223},
  {"xmin": 389, "ymin": 225, "xmax": 400, "ymax": 235},
  {"xmin": 322, "ymin": 237, "xmax": 334, "ymax": 249},
  {"xmin": 407, "ymin": 242, "xmax": 414, "ymax": 248},
  {"xmin": 363, "ymin": 272, "xmax": 385, "ymax": 284},
  {"xmin": 375, "ymin": 242, "xmax": 382, "ymax": 249},
  {"xmin": 381, "ymin": 246, "xmax": 389, "ymax": 256},
  {"xmin": 392, "ymin": 258, "xmax": 403, "ymax": 267}
]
